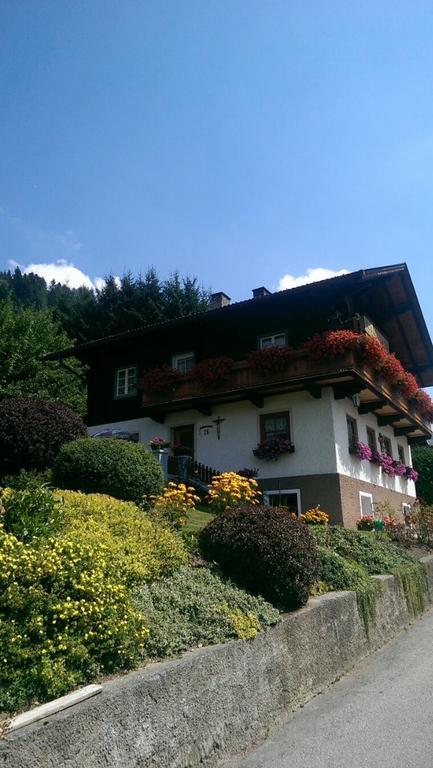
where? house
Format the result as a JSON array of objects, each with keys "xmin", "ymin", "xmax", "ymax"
[{"xmin": 47, "ymin": 264, "xmax": 433, "ymax": 527}]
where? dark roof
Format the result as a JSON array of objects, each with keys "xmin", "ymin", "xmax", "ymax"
[{"xmin": 45, "ymin": 263, "xmax": 433, "ymax": 386}]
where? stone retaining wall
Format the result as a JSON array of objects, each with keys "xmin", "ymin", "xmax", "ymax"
[{"xmin": 2, "ymin": 555, "xmax": 433, "ymax": 768}]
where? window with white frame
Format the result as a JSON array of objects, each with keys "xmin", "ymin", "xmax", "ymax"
[
  {"xmin": 258, "ymin": 331, "xmax": 287, "ymax": 349},
  {"xmin": 172, "ymin": 351, "xmax": 195, "ymax": 373},
  {"xmin": 114, "ymin": 366, "xmax": 137, "ymax": 398},
  {"xmin": 359, "ymin": 491, "xmax": 374, "ymax": 518},
  {"xmin": 263, "ymin": 489, "xmax": 301, "ymax": 516}
]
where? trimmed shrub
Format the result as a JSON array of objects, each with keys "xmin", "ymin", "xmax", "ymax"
[
  {"xmin": 134, "ymin": 565, "xmax": 280, "ymax": 657},
  {"xmin": 53, "ymin": 437, "xmax": 164, "ymax": 503},
  {"xmin": 199, "ymin": 505, "xmax": 320, "ymax": 610},
  {"xmin": 317, "ymin": 547, "xmax": 379, "ymax": 632},
  {"xmin": 59, "ymin": 490, "xmax": 188, "ymax": 585},
  {"xmin": 0, "ymin": 529, "xmax": 148, "ymax": 712},
  {"xmin": 312, "ymin": 526, "xmax": 427, "ymax": 616},
  {"xmin": 0, "ymin": 397, "xmax": 86, "ymax": 476},
  {"xmin": 1, "ymin": 486, "xmax": 63, "ymax": 543}
]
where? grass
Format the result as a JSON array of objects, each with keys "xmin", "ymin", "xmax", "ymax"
[{"xmin": 184, "ymin": 505, "xmax": 214, "ymax": 533}]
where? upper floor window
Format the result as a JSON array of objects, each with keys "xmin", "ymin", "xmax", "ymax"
[
  {"xmin": 347, "ymin": 415, "xmax": 359, "ymax": 453},
  {"xmin": 398, "ymin": 444, "xmax": 405, "ymax": 464},
  {"xmin": 260, "ymin": 411, "xmax": 291, "ymax": 442},
  {"xmin": 366, "ymin": 426, "xmax": 377, "ymax": 453},
  {"xmin": 114, "ymin": 366, "xmax": 137, "ymax": 399},
  {"xmin": 380, "ymin": 434, "xmax": 392, "ymax": 457},
  {"xmin": 258, "ymin": 331, "xmax": 287, "ymax": 349},
  {"xmin": 172, "ymin": 352, "xmax": 195, "ymax": 374}
]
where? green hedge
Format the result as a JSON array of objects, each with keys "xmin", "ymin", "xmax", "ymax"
[{"xmin": 53, "ymin": 437, "xmax": 164, "ymax": 504}]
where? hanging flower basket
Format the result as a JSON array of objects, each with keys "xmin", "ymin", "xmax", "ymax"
[
  {"xmin": 191, "ymin": 357, "xmax": 235, "ymax": 387},
  {"xmin": 140, "ymin": 365, "xmax": 183, "ymax": 394},
  {"xmin": 247, "ymin": 345, "xmax": 294, "ymax": 374}
]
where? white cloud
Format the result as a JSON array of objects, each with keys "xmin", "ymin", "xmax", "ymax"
[
  {"xmin": 277, "ymin": 267, "xmax": 349, "ymax": 291},
  {"xmin": 8, "ymin": 258, "xmax": 116, "ymax": 292}
]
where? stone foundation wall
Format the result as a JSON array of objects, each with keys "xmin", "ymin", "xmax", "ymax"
[{"xmin": 2, "ymin": 557, "xmax": 432, "ymax": 768}]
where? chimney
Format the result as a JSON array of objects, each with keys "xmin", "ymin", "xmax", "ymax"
[
  {"xmin": 210, "ymin": 292, "xmax": 231, "ymax": 310},
  {"xmin": 252, "ymin": 286, "xmax": 272, "ymax": 299}
]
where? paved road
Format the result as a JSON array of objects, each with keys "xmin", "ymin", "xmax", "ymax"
[{"xmin": 225, "ymin": 609, "xmax": 433, "ymax": 768}]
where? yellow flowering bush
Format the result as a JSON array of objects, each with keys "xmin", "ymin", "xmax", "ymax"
[
  {"xmin": 149, "ymin": 482, "xmax": 200, "ymax": 529},
  {"xmin": 300, "ymin": 507, "xmax": 330, "ymax": 526},
  {"xmin": 58, "ymin": 490, "xmax": 187, "ymax": 585},
  {"xmin": 208, "ymin": 472, "xmax": 261, "ymax": 513},
  {"xmin": 0, "ymin": 527, "xmax": 148, "ymax": 712}
]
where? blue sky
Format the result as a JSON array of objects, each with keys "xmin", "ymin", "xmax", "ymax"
[{"xmin": 1, "ymin": 2, "xmax": 433, "ymax": 323}]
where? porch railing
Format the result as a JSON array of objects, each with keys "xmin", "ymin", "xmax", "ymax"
[{"xmin": 167, "ymin": 455, "xmax": 220, "ymax": 488}]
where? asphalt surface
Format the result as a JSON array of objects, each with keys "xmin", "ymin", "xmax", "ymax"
[{"xmin": 225, "ymin": 609, "xmax": 433, "ymax": 768}]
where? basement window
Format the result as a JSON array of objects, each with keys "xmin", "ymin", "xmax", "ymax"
[
  {"xmin": 359, "ymin": 492, "xmax": 374, "ymax": 518},
  {"xmin": 263, "ymin": 489, "xmax": 301, "ymax": 517}
]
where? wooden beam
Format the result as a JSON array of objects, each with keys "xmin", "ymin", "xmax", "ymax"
[
  {"xmin": 7, "ymin": 685, "xmax": 102, "ymax": 733},
  {"xmin": 305, "ymin": 383, "xmax": 322, "ymax": 399},
  {"xmin": 394, "ymin": 426, "xmax": 415, "ymax": 436},
  {"xmin": 358, "ymin": 400, "xmax": 387, "ymax": 414},
  {"xmin": 377, "ymin": 414, "xmax": 404, "ymax": 427},
  {"xmin": 333, "ymin": 382, "xmax": 362, "ymax": 400},
  {"xmin": 408, "ymin": 436, "xmax": 429, "ymax": 446},
  {"xmin": 195, "ymin": 401, "xmax": 212, "ymax": 416},
  {"xmin": 247, "ymin": 393, "xmax": 264, "ymax": 408}
]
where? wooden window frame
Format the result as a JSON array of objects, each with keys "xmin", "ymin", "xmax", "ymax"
[
  {"xmin": 380, "ymin": 434, "xmax": 393, "ymax": 457},
  {"xmin": 257, "ymin": 330, "xmax": 288, "ymax": 349},
  {"xmin": 114, "ymin": 365, "xmax": 137, "ymax": 400},
  {"xmin": 347, "ymin": 415, "xmax": 359, "ymax": 453},
  {"xmin": 366, "ymin": 426, "xmax": 377, "ymax": 453},
  {"xmin": 172, "ymin": 351, "xmax": 195, "ymax": 374},
  {"xmin": 397, "ymin": 444, "xmax": 405, "ymax": 464},
  {"xmin": 260, "ymin": 411, "xmax": 291, "ymax": 442}
]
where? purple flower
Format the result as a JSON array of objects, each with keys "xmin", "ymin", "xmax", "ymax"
[
  {"xmin": 393, "ymin": 461, "xmax": 407, "ymax": 477},
  {"xmin": 405, "ymin": 466, "xmax": 419, "ymax": 482},
  {"xmin": 355, "ymin": 442, "xmax": 372, "ymax": 461}
]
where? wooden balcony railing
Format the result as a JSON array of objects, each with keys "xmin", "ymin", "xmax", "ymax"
[{"xmin": 141, "ymin": 349, "xmax": 431, "ymax": 435}]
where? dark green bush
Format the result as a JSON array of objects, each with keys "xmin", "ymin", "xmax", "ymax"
[
  {"xmin": 1, "ymin": 486, "xmax": 63, "ymax": 543},
  {"xmin": 0, "ymin": 397, "xmax": 86, "ymax": 476},
  {"xmin": 199, "ymin": 505, "xmax": 320, "ymax": 610},
  {"xmin": 134, "ymin": 565, "xmax": 280, "ymax": 656},
  {"xmin": 412, "ymin": 445, "xmax": 433, "ymax": 504},
  {"xmin": 53, "ymin": 437, "xmax": 164, "ymax": 503},
  {"xmin": 1, "ymin": 468, "xmax": 53, "ymax": 490}
]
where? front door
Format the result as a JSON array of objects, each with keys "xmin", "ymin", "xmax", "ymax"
[{"xmin": 172, "ymin": 424, "xmax": 195, "ymax": 458}]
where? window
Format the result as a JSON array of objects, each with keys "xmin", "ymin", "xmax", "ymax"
[
  {"xmin": 172, "ymin": 352, "xmax": 195, "ymax": 374},
  {"xmin": 347, "ymin": 415, "xmax": 359, "ymax": 453},
  {"xmin": 264, "ymin": 489, "xmax": 301, "ymax": 516},
  {"xmin": 359, "ymin": 491, "xmax": 374, "ymax": 518},
  {"xmin": 366, "ymin": 426, "xmax": 377, "ymax": 453},
  {"xmin": 260, "ymin": 411, "xmax": 291, "ymax": 442},
  {"xmin": 402, "ymin": 502, "xmax": 412, "ymax": 518},
  {"xmin": 114, "ymin": 366, "xmax": 137, "ymax": 398},
  {"xmin": 258, "ymin": 331, "xmax": 287, "ymax": 349},
  {"xmin": 398, "ymin": 444, "xmax": 405, "ymax": 464},
  {"xmin": 380, "ymin": 434, "xmax": 392, "ymax": 456}
]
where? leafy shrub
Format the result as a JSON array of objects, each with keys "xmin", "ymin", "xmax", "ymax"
[
  {"xmin": 59, "ymin": 490, "xmax": 187, "ymax": 585},
  {"xmin": 0, "ymin": 468, "xmax": 53, "ymax": 490},
  {"xmin": 149, "ymin": 482, "xmax": 200, "ymax": 529},
  {"xmin": 0, "ymin": 486, "xmax": 63, "ymax": 543},
  {"xmin": 0, "ymin": 397, "xmax": 86, "ymax": 476},
  {"xmin": 413, "ymin": 501, "xmax": 433, "ymax": 548},
  {"xmin": 312, "ymin": 526, "xmax": 426, "ymax": 616},
  {"xmin": 412, "ymin": 446, "xmax": 433, "ymax": 504},
  {"xmin": 134, "ymin": 565, "xmax": 280, "ymax": 656},
  {"xmin": 208, "ymin": 472, "xmax": 261, "ymax": 513},
  {"xmin": 199, "ymin": 505, "xmax": 320, "ymax": 610},
  {"xmin": 357, "ymin": 515, "xmax": 375, "ymax": 531},
  {"xmin": 0, "ymin": 529, "xmax": 148, "ymax": 712},
  {"xmin": 53, "ymin": 437, "xmax": 164, "ymax": 503},
  {"xmin": 317, "ymin": 547, "xmax": 379, "ymax": 632}
]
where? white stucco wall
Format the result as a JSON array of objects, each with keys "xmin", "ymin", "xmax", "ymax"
[
  {"xmin": 331, "ymin": 397, "xmax": 416, "ymax": 498},
  {"xmin": 87, "ymin": 388, "xmax": 415, "ymax": 497}
]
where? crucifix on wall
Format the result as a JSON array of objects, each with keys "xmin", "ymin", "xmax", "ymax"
[{"xmin": 212, "ymin": 416, "xmax": 225, "ymax": 440}]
